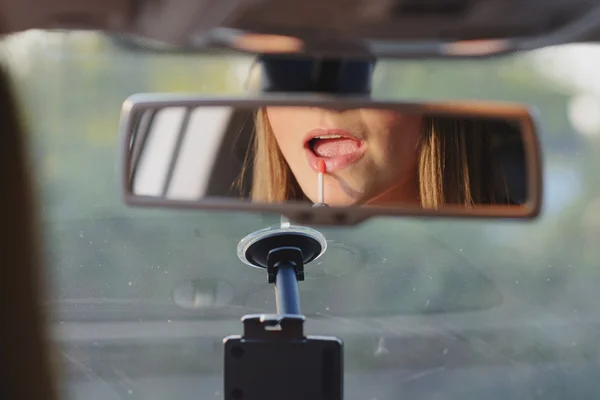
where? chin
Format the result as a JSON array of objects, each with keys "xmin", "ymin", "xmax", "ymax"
[
  {"xmin": 299, "ymin": 181, "xmax": 364, "ymax": 206},
  {"xmin": 322, "ymin": 195, "xmax": 362, "ymax": 207}
]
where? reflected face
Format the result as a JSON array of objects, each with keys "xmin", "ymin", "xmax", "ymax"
[{"xmin": 265, "ymin": 107, "xmax": 423, "ymax": 206}]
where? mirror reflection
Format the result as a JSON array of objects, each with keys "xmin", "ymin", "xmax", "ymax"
[{"xmin": 128, "ymin": 105, "xmax": 528, "ymax": 209}]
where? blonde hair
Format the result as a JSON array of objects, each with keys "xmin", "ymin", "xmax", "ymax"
[{"xmin": 240, "ymin": 62, "xmax": 494, "ymax": 208}]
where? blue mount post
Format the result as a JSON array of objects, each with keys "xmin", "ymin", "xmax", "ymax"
[{"xmin": 266, "ymin": 246, "xmax": 305, "ymax": 315}]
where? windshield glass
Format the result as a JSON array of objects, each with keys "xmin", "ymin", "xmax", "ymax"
[{"xmin": 2, "ymin": 31, "xmax": 600, "ymax": 399}]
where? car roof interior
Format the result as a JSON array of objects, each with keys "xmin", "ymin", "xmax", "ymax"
[{"xmin": 3, "ymin": 0, "xmax": 600, "ymax": 57}]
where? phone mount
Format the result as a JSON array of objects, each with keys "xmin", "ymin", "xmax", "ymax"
[{"xmin": 223, "ymin": 226, "xmax": 343, "ymax": 400}]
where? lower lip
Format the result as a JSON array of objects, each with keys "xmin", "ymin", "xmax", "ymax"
[{"xmin": 304, "ymin": 142, "xmax": 366, "ymax": 173}]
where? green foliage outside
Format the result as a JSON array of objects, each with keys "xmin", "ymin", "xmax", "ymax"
[{"xmin": 2, "ymin": 32, "xmax": 600, "ymax": 397}]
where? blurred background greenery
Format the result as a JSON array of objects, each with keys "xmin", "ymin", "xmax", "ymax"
[
  {"xmin": 0, "ymin": 29, "xmax": 598, "ymax": 311},
  {"xmin": 1, "ymin": 30, "xmax": 600, "ymax": 399}
]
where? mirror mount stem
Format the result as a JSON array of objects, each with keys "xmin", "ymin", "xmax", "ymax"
[{"xmin": 256, "ymin": 54, "xmax": 376, "ymax": 95}]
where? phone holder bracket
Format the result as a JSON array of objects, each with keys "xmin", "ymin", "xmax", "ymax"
[
  {"xmin": 224, "ymin": 312, "xmax": 343, "ymax": 400},
  {"xmin": 266, "ymin": 246, "xmax": 305, "ymax": 284},
  {"xmin": 242, "ymin": 313, "xmax": 305, "ymax": 340},
  {"xmin": 226, "ymin": 226, "xmax": 341, "ymax": 400}
]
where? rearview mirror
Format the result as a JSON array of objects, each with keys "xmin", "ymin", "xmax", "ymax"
[{"xmin": 119, "ymin": 94, "xmax": 542, "ymax": 226}]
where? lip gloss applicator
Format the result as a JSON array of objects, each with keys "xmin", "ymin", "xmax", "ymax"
[{"xmin": 313, "ymin": 160, "xmax": 328, "ymax": 207}]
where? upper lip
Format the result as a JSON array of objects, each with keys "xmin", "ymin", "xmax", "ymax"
[{"xmin": 303, "ymin": 128, "xmax": 363, "ymax": 151}]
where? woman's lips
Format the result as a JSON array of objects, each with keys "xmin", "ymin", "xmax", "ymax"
[{"xmin": 304, "ymin": 128, "xmax": 366, "ymax": 173}]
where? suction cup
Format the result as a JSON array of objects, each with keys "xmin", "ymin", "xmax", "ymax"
[{"xmin": 237, "ymin": 226, "xmax": 328, "ymax": 270}]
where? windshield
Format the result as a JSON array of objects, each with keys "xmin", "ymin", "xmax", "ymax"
[{"xmin": 2, "ymin": 31, "xmax": 600, "ymax": 399}]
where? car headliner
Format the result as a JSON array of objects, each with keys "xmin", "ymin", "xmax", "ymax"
[{"xmin": 3, "ymin": 0, "xmax": 600, "ymax": 58}]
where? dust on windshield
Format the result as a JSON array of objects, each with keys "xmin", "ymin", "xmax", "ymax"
[{"xmin": 3, "ymin": 31, "xmax": 600, "ymax": 399}]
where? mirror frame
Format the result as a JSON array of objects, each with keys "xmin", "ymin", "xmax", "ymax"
[{"xmin": 119, "ymin": 93, "xmax": 543, "ymax": 226}]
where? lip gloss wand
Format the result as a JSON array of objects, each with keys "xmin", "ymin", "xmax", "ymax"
[{"xmin": 313, "ymin": 160, "xmax": 328, "ymax": 207}]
